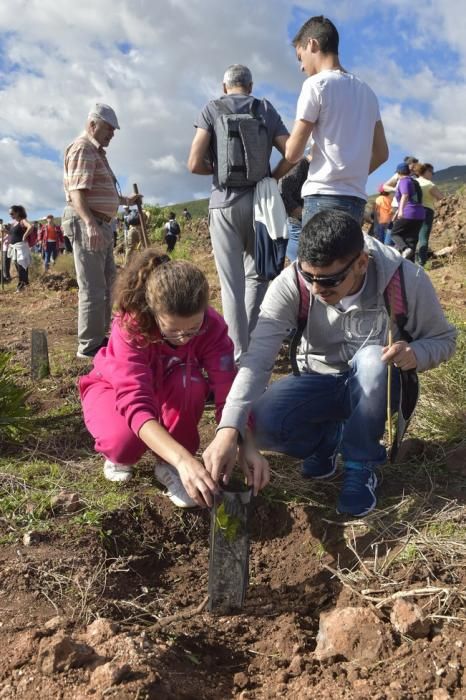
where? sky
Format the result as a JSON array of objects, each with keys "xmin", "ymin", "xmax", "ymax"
[{"xmin": 1, "ymin": 0, "xmax": 465, "ymax": 220}]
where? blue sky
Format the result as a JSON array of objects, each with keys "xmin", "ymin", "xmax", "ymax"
[{"xmin": 1, "ymin": 0, "xmax": 465, "ymax": 220}]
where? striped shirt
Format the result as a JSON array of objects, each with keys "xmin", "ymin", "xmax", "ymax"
[{"xmin": 64, "ymin": 132, "xmax": 120, "ymax": 218}]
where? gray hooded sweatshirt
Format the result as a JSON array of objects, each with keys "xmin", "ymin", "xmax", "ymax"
[{"xmin": 219, "ymin": 236, "xmax": 457, "ymax": 436}]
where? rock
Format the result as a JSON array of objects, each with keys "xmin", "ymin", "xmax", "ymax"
[
  {"xmin": 233, "ymin": 672, "xmax": 249, "ymax": 689},
  {"xmin": 390, "ymin": 599, "xmax": 431, "ymax": 639},
  {"xmin": 84, "ymin": 618, "xmax": 119, "ymax": 645},
  {"xmin": 314, "ymin": 607, "xmax": 394, "ymax": 663},
  {"xmin": 36, "ymin": 633, "xmax": 96, "ymax": 675},
  {"xmin": 50, "ymin": 490, "xmax": 82, "ymax": 515},
  {"xmin": 22, "ymin": 531, "xmax": 42, "ymax": 546},
  {"xmin": 90, "ymin": 661, "xmax": 131, "ymax": 688},
  {"xmin": 432, "ymin": 690, "xmax": 450, "ymax": 700},
  {"xmin": 44, "ymin": 616, "xmax": 65, "ymax": 633},
  {"xmin": 287, "ymin": 654, "xmax": 304, "ymax": 676},
  {"xmin": 446, "ymin": 445, "xmax": 466, "ymax": 476}
]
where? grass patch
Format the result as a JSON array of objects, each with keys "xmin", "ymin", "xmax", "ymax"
[{"xmin": 413, "ymin": 316, "xmax": 465, "ymax": 444}]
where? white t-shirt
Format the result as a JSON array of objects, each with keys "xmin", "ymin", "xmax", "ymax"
[{"xmin": 296, "ymin": 70, "xmax": 381, "ymax": 200}]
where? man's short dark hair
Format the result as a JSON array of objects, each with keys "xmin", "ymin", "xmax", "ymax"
[
  {"xmin": 298, "ymin": 210, "xmax": 364, "ymax": 267},
  {"xmin": 169, "ymin": 211, "xmax": 176, "ymax": 219},
  {"xmin": 292, "ymin": 15, "xmax": 339, "ymax": 54}
]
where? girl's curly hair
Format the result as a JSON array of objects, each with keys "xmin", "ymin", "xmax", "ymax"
[{"xmin": 113, "ymin": 249, "xmax": 209, "ymax": 342}]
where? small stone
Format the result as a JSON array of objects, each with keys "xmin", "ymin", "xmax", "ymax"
[
  {"xmin": 84, "ymin": 618, "xmax": 119, "ymax": 645},
  {"xmin": 37, "ymin": 633, "xmax": 96, "ymax": 675},
  {"xmin": 233, "ymin": 672, "xmax": 249, "ymax": 689},
  {"xmin": 314, "ymin": 607, "xmax": 393, "ymax": 663},
  {"xmin": 390, "ymin": 599, "xmax": 431, "ymax": 639},
  {"xmin": 44, "ymin": 616, "xmax": 65, "ymax": 632},
  {"xmin": 22, "ymin": 531, "xmax": 41, "ymax": 547},
  {"xmin": 8, "ymin": 631, "xmax": 38, "ymax": 670},
  {"xmin": 432, "ymin": 690, "xmax": 450, "ymax": 700},
  {"xmin": 50, "ymin": 490, "xmax": 82, "ymax": 515},
  {"xmin": 287, "ymin": 654, "xmax": 304, "ymax": 676},
  {"xmin": 90, "ymin": 661, "xmax": 131, "ymax": 688},
  {"xmin": 276, "ymin": 670, "xmax": 289, "ymax": 684}
]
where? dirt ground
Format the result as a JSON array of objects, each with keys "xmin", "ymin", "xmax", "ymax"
[{"xmin": 0, "ymin": 204, "xmax": 465, "ymax": 699}]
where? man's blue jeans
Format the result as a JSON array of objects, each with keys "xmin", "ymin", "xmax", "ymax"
[
  {"xmin": 302, "ymin": 195, "xmax": 366, "ymax": 227},
  {"xmin": 285, "ymin": 218, "xmax": 302, "ymax": 262},
  {"xmin": 252, "ymin": 345, "xmax": 400, "ymax": 466}
]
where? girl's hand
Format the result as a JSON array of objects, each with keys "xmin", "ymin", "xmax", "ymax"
[
  {"xmin": 176, "ymin": 457, "xmax": 220, "ymax": 508},
  {"xmin": 238, "ymin": 443, "xmax": 270, "ymax": 496}
]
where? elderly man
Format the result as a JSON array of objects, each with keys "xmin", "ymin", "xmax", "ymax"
[
  {"xmin": 203, "ymin": 210, "xmax": 456, "ymax": 518},
  {"xmin": 63, "ymin": 103, "xmax": 141, "ymax": 359},
  {"xmin": 285, "ymin": 15, "xmax": 389, "ymax": 226},
  {"xmin": 188, "ymin": 64, "xmax": 290, "ymax": 361}
]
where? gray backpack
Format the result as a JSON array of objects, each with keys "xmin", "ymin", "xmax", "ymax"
[{"xmin": 214, "ymin": 98, "xmax": 269, "ymax": 188}]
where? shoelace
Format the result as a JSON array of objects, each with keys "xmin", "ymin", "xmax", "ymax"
[{"xmin": 342, "ymin": 467, "xmax": 373, "ymax": 494}]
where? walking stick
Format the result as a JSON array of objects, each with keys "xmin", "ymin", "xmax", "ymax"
[
  {"xmin": 132, "ymin": 183, "xmax": 150, "ymax": 248},
  {"xmin": 386, "ymin": 323, "xmax": 393, "ymax": 448}
]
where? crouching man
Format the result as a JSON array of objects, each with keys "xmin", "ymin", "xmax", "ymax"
[{"xmin": 203, "ymin": 210, "xmax": 456, "ymax": 517}]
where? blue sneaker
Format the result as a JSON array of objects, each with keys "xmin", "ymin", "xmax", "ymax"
[
  {"xmin": 302, "ymin": 453, "xmax": 338, "ymax": 480},
  {"xmin": 337, "ymin": 462, "xmax": 378, "ymax": 517}
]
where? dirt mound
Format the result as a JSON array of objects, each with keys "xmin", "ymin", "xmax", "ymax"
[
  {"xmin": 183, "ymin": 217, "xmax": 211, "ymax": 249},
  {"xmin": 431, "ymin": 187, "xmax": 466, "ymax": 250},
  {"xmin": 38, "ymin": 272, "xmax": 78, "ymax": 291}
]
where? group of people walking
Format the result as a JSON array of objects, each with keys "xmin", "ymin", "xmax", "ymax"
[
  {"xmin": 5, "ymin": 15, "xmax": 457, "ymax": 520},
  {"xmin": 371, "ymin": 157, "xmax": 444, "ymax": 265}
]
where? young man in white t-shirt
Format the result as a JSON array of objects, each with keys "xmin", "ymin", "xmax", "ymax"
[{"xmin": 285, "ymin": 15, "xmax": 389, "ymax": 226}]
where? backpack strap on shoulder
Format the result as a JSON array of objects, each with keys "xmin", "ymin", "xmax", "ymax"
[
  {"xmin": 384, "ymin": 264, "xmax": 412, "ymax": 342},
  {"xmin": 289, "ymin": 265, "xmax": 311, "ymax": 376},
  {"xmin": 214, "ymin": 99, "xmax": 232, "ymax": 116}
]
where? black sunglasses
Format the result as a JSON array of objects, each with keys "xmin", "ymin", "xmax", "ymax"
[{"xmin": 298, "ymin": 252, "xmax": 361, "ymax": 288}]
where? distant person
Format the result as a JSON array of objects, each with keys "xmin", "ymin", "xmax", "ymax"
[
  {"xmin": 164, "ymin": 212, "xmax": 180, "ymax": 253},
  {"xmin": 8, "ymin": 205, "xmax": 35, "ymax": 291},
  {"xmin": 79, "ymin": 253, "xmax": 266, "ymax": 506},
  {"xmin": 285, "ymin": 15, "xmax": 389, "ymax": 226},
  {"xmin": 373, "ymin": 186, "xmax": 394, "ymax": 244},
  {"xmin": 39, "ymin": 215, "xmax": 63, "ymax": 271},
  {"xmin": 411, "ymin": 163, "xmax": 444, "ymax": 266},
  {"xmin": 279, "ymin": 156, "xmax": 310, "ymax": 262},
  {"xmin": 390, "ymin": 162, "xmax": 425, "ymax": 261},
  {"xmin": 1, "ymin": 220, "xmax": 11, "ymax": 283},
  {"xmin": 383, "ymin": 156, "xmax": 419, "ymax": 193},
  {"xmin": 123, "ymin": 206, "xmax": 141, "ymax": 264},
  {"xmin": 183, "ymin": 207, "xmax": 192, "ymax": 221},
  {"xmin": 203, "ymin": 210, "xmax": 457, "ymax": 518},
  {"xmin": 62, "ymin": 103, "xmax": 142, "ymax": 359},
  {"xmin": 188, "ymin": 64, "xmax": 290, "ymax": 360}
]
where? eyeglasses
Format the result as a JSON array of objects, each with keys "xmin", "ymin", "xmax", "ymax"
[
  {"xmin": 298, "ymin": 252, "xmax": 361, "ymax": 289},
  {"xmin": 158, "ymin": 318, "xmax": 207, "ymax": 341}
]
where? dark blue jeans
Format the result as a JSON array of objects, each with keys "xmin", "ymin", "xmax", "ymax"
[
  {"xmin": 302, "ymin": 194, "xmax": 366, "ymax": 227},
  {"xmin": 252, "ymin": 345, "xmax": 400, "ymax": 466},
  {"xmin": 44, "ymin": 241, "xmax": 58, "ymax": 270}
]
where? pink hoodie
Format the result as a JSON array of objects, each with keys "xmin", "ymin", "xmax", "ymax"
[{"xmin": 79, "ymin": 306, "xmax": 236, "ymax": 436}]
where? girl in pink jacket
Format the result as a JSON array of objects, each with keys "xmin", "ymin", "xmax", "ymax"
[{"xmin": 79, "ymin": 251, "xmax": 239, "ymax": 509}]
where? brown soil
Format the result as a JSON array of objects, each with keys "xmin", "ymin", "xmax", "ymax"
[{"xmin": 0, "ymin": 195, "xmax": 465, "ymax": 699}]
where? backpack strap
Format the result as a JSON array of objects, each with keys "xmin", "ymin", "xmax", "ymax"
[
  {"xmin": 289, "ymin": 265, "xmax": 311, "ymax": 376},
  {"xmin": 384, "ymin": 264, "xmax": 412, "ymax": 342}
]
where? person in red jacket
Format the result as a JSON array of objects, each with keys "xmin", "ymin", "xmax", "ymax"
[
  {"xmin": 79, "ymin": 250, "xmax": 268, "ymax": 508},
  {"xmin": 39, "ymin": 215, "xmax": 64, "ymax": 271}
]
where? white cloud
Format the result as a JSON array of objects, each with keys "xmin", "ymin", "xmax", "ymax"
[{"xmin": 0, "ymin": 0, "xmax": 465, "ymax": 216}]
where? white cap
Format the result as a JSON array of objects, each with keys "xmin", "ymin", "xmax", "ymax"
[{"xmin": 88, "ymin": 103, "xmax": 120, "ymax": 129}]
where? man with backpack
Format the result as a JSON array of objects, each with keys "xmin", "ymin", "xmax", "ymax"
[
  {"xmin": 188, "ymin": 64, "xmax": 290, "ymax": 361},
  {"xmin": 390, "ymin": 162, "xmax": 425, "ymax": 261},
  {"xmin": 203, "ymin": 210, "xmax": 456, "ymax": 518},
  {"xmin": 164, "ymin": 212, "xmax": 181, "ymax": 254}
]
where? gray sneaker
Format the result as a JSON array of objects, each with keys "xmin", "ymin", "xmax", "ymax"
[{"xmin": 154, "ymin": 463, "xmax": 198, "ymax": 508}]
